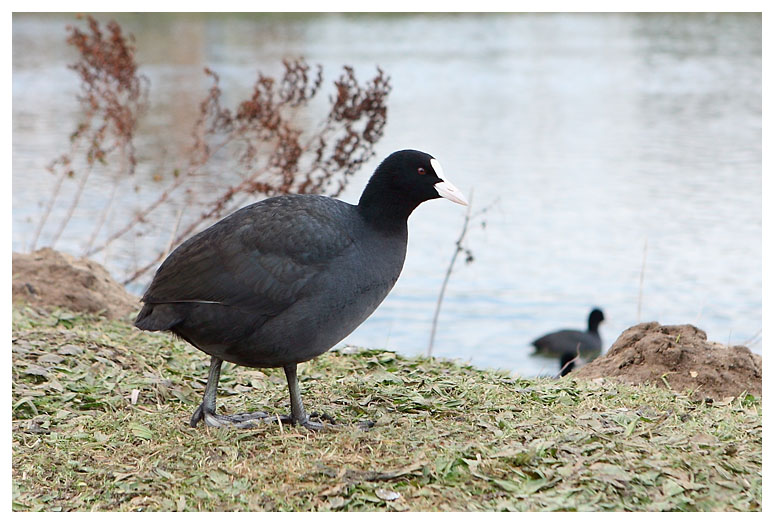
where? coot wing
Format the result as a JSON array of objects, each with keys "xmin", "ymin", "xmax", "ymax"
[{"xmin": 142, "ymin": 196, "xmax": 355, "ymax": 316}]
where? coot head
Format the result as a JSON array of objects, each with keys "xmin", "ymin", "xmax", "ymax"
[
  {"xmin": 358, "ymin": 150, "xmax": 467, "ymax": 223},
  {"xmin": 588, "ymin": 308, "xmax": 605, "ymax": 332}
]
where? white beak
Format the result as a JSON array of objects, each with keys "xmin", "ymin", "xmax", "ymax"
[{"xmin": 431, "ymin": 158, "xmax": 468, "ymax": 206}]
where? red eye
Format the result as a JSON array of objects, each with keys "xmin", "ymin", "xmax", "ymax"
[{"xmin": 418, "ymin": 167, "xmax": 426, "ymax": 175}]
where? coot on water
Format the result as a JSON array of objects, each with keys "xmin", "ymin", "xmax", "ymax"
[
  {"xmin": 531, "ymin": 308, "xmax": 605, "ymax": 360},
  {"xmin": 135, "ymin": 150, "xmax": 467, "ymax": 429}
]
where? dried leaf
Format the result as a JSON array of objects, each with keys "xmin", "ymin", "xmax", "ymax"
[
  {"xmin": 128, "ymin": 422, "xmax": 152, "ymax": 440},
  {"xmin": 38, "ymin": 353, "xmax": 65, "ymax": 364},
  {"xmin": 57, "ymin": 344, "xmax": 83, "ymax": 356},
  {"xmin": 23, "ymin": 365, "xmax": 50, "ymax": 378},
  {"xmin": 375, "ymin": 488, "xmax": 401, "ymax": 501}
]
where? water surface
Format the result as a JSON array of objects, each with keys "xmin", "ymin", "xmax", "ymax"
[{"xmin": 12, "ymin": 13, "xmax": 762, "ymax": 376}]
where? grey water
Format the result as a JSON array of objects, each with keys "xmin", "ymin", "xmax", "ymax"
[{"xmin": 12, "ymin": 13, "xmax": 762, "ymax": 377}]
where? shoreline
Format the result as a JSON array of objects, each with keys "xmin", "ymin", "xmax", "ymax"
[{"xmin": 12, "ymin": 307, "xmax": 762, "ymax": 511}]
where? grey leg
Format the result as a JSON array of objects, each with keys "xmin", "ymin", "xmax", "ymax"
[
  {"xmin": 284, "ymin": 364, "xmax": 325, "ymax": 430},
  {"xmin": 190, "ymin": 356, "xmax": 269, "ymax": 428},
  {"xmin": 190, "ymin": 357, "xmax": 222, "ymax": 427}
]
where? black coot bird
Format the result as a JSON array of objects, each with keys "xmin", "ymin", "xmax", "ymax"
[
  {"xmin": 531, "ymin": 308, "xmax": 605, "ymax": 361},
  {"xmin": 135, "ymin": 150, "xmax": 467, "ymax": 429}
]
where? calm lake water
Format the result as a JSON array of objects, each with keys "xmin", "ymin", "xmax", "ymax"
[{"xmin": 12, "ymin": 13, "xmax": 762, "ymax": 376}]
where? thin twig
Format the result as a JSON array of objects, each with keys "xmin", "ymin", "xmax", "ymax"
[
  {"xmin": 122, "ymin": 251, "xmax": 164, "ymax": 286},
  {"xmin": 741, "ymin": 329, "xmax": 761, "ymax": 348},
  {"xmin": 29, "ymin": 168, "xmax": 67, "ymax": 251},
  {"xmin": 163, "ymin": 205, "xmax": 186, "ymax": 259},
  {"xmin": 557, "ymin": 357, "xmax": 578, "ymax": 378},
  {"xmin": 84, "ymin": 171, "xmax": 121, "ymax": 254},
  {"xmin": 557, "ymin": 345, "xmax": 581, "ymax": 378},
  {"xmin": 427, "ymin": 190, "xmax": 474, "ymax": 357},
  {"xmin": 50, "ymin": 163, "xmax": 94, "ymax": 248},
  {"xmin": 85, "ymin": 169, "xmax": 188, "ymax": 257},
  {"xmin": 693, "ymin": 295, "xmax": 706, "ymax": 326},
  {"xmin": 637, "ymin": 238, "xmax": 648, "ymax": 323}
]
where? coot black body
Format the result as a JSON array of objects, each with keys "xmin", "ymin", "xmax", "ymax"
[
  {"xmin": 135, "ymin": 150, "xmax": 467, "ymax": 429},
  {"xmin": 137, "ymin": 196, "xmax": 406, "ymax": 369},
  {"xmin": 531, "ymin": 308, "xmax": 605, "ymax": 360}
]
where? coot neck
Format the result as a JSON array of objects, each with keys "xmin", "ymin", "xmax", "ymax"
[
  {"xmin": 357, "ymin": 186, "xmax": 421, "ymax": 234},
  {"xmin": 588, "ymin": 319, "xmax": 601, "ymax": 335}
]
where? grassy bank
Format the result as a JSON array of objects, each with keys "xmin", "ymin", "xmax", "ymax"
[{"xmin": 12, "ymin": 307, "xmax": 761, "ymax": 511}]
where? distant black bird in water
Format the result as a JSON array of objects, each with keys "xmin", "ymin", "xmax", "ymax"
[
  {"xmin": 531, "ymin": 308, "xmax": 605, "ymax": 360},
  {"xmin": 135, "ymin": 150, "xmax": 468, "ymax": 430}
]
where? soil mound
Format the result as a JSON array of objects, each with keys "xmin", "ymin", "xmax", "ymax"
[
  {"xmin": 12, "ymin": 248, "xmax": 139, "ymax": 320},
  {"xmin": 571, "ymin": 322, "xmax": 761, "ymax": 401}
]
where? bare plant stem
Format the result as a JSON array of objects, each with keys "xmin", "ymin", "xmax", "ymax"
[
  {"xmin": 85, "ymin": 173, "xmax": 187, "ymax": 258},
  {"xmin": 637, "ymin": 238, "xmax": 648, "ymax": 323},
  {"xmin": 122, "ymin": 259, "xmax": 154, "ymax": 285},
  {"xmin": 85, "ymin": 139, "xmax": 231, "ymax": 259},
  {"xmin": 84, "ymin": 171, "xmax": 121, "ymax": 255},
  {"xmin": 741, "ymin": 329, "xmax": 761, "ymax": 348},
  {"xmin": 29, "ymin": 167, "xmax": 69, "ymax": 251},
  {"xmin": 163, "ymin": 205, "xmax": 185, "ymax": 259},
  {"xmin": 84, "ymin": 148, "xmax": 129, "ymax": 254},
  {"xmin": 427, "ymin": 190, "xmax": 474, "ymax": 357},
  {"xmin": 120, "ymin": 196, "xmax": 235, "ymax": 285},
  {"xmin": 50, "ymin": 163, "xmax": 94, "ymax": 249},
  {"xmin": 120, "ymin": 156, "xmax": 277, "ymax": 285},
  {"xmin": 557, "ymin": 347, "xmax": 581, "ymax": 378}
]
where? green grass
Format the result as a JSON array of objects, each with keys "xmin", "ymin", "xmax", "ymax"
[{"xmin": 12, "ymin": 307, "xmax": 761, "ymax": 511}]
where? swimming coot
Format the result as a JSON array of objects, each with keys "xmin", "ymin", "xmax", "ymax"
[
  {"xmin": 135, "ymin": 150, "xmax": 467, "ymax": 429},
  {"xmin": 531, "ymin": 308, "xmax": 605, "ymax": 360}
]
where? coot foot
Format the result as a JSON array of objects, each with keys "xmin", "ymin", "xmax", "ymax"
[
  {"xmin": 189, "ymin": 356, "xmax": 269, "ymax": 428},
  {"xmin": 309, "ymin": 412, "xmax": 338, "ymax": 425},
  {"xmin": 296, "ymin": 417, "xmax": 325, "ymax": 431},
  {"xmin": 190, "ymin": 405, "xmax": 270, "ymax": 428},
  {"xmin": 356, "ymin": 420, "xmax": 375, "ymax": 430},
  {"xmin": 261, "ymin": 412, "xmax": 325, "ymax": 430}
]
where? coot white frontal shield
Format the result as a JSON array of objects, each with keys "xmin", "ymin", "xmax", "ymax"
[{"xmin": 430, "ymin": 158, "xmax": 468, "ymax": 206}]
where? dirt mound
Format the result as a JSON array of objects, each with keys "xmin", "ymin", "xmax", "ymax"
[
  {"xmin": 571, "ymin": 322, "xmax": 761, "ymax": 401},
  {"xmin": 12, "ymin": 248, "xmax": 140, "ymax": 320}
]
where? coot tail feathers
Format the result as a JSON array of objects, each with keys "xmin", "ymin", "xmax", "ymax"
[{"xmin": 134, "ymin": 303, "xmax": 183, "ymax": 332}]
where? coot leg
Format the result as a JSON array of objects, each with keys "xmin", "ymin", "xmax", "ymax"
[
  {"xmin": 284, "ymin": 364, "xmax": 326, "ymax": 430},
  {"xmin": 190, "ymin": 357, "xmax": 269, "ymax": 428},
  {"xmin": 190, "ymin": 357, "xmax": 222, "ymax": 427}
]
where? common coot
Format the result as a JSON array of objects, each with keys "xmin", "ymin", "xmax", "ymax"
[
  {"xmin": 531, "ymin": 308, "xmax": 605, "ymax": 360},
  {"xmin": 135, "ymin": 150, "xmax": 467, "ymax": 429}
]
